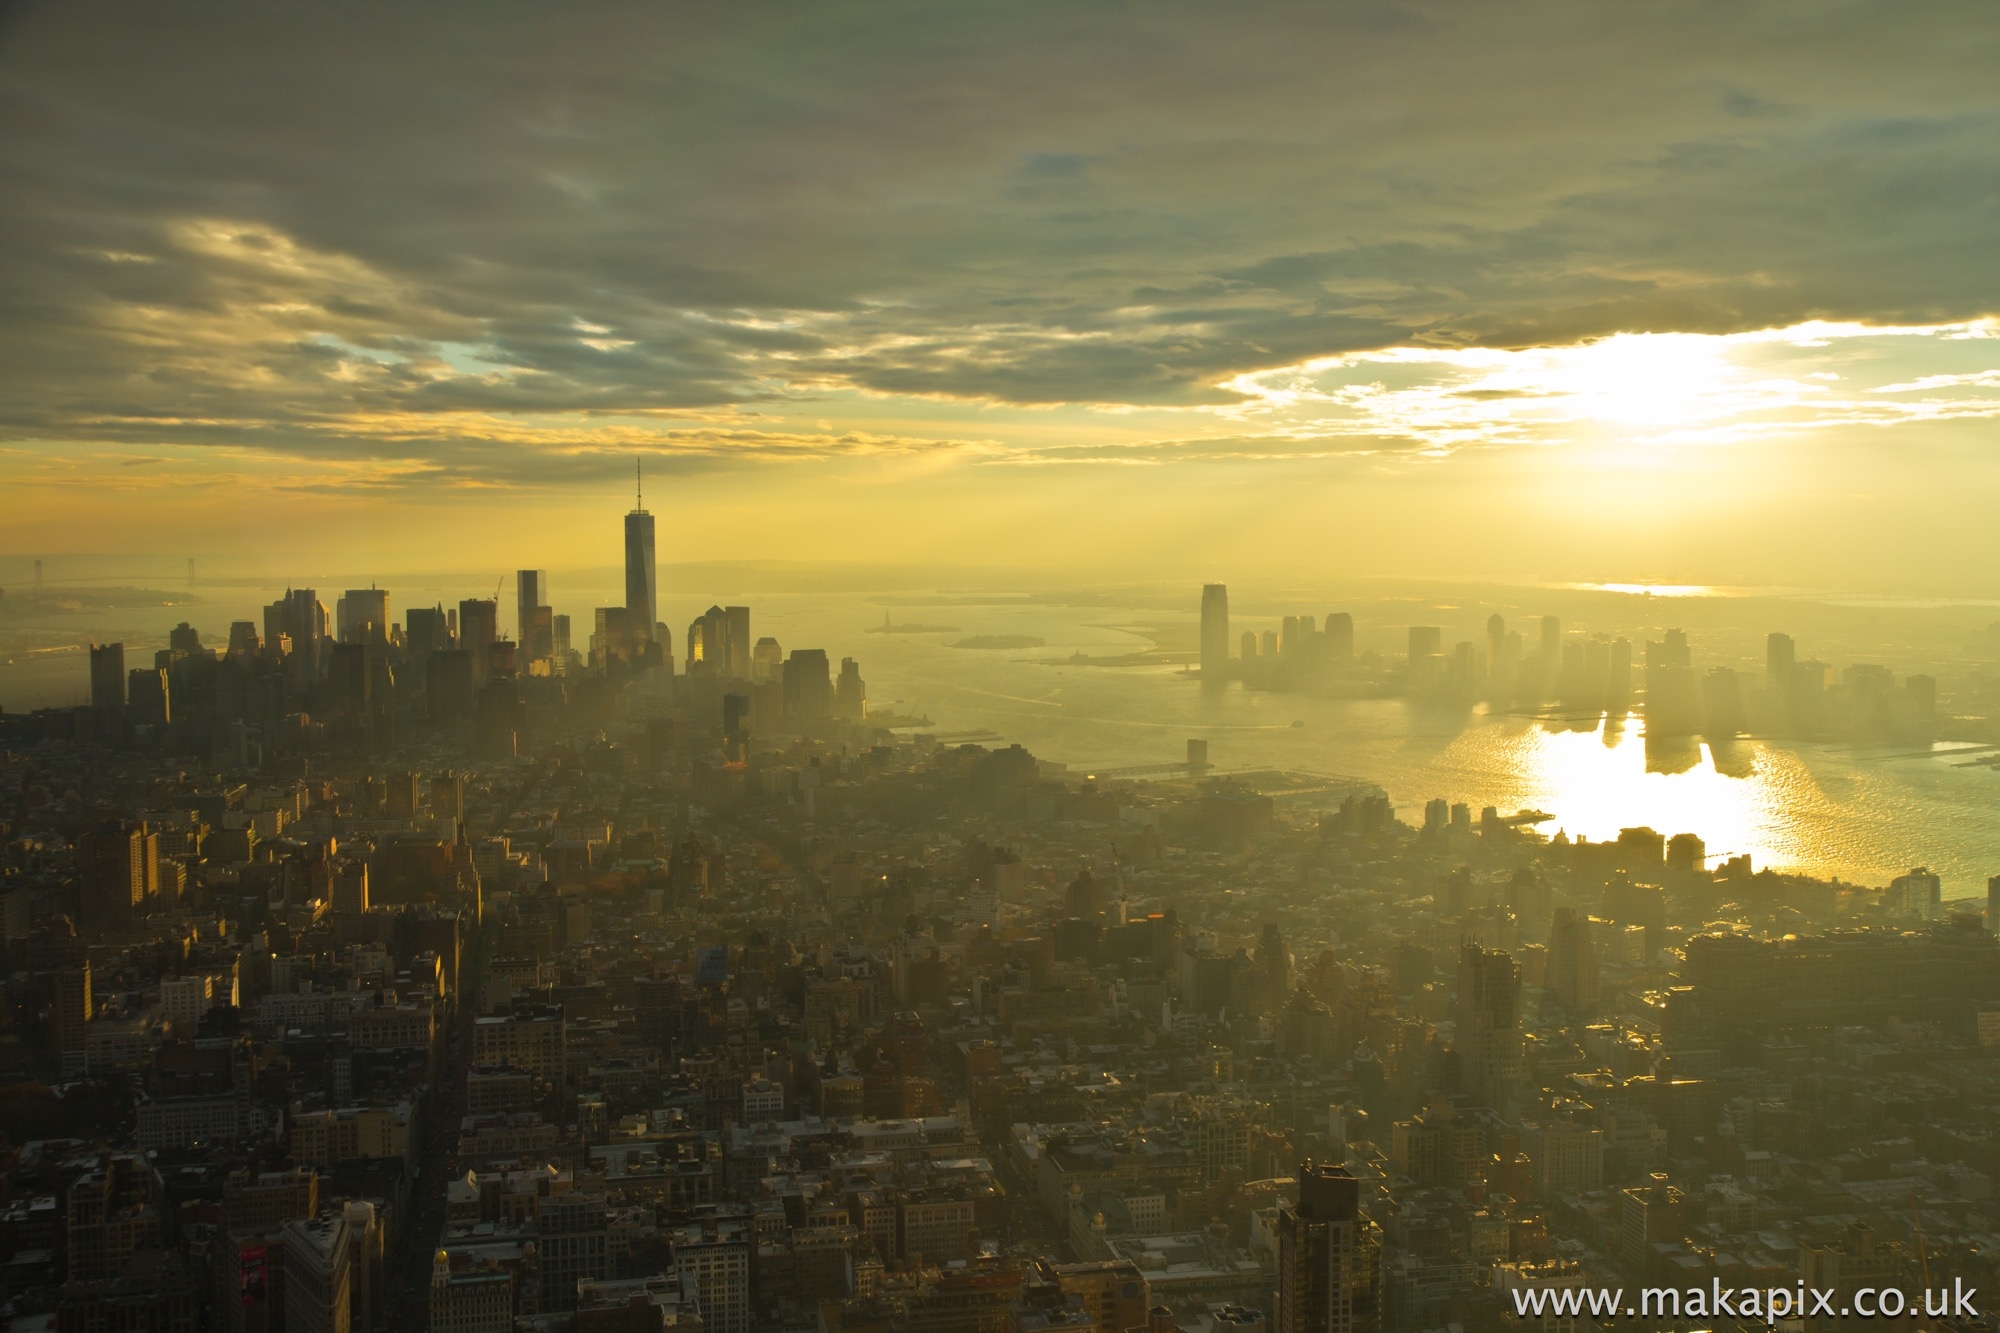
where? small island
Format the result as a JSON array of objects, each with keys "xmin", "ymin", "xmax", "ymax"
[{"xmin": 951, "ymin": 634, "xmax": 1045, "ymax": 650}]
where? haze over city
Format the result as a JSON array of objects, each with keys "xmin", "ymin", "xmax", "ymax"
[{"xmin": 5, "ymin": 7, "xmax": 2000, "ymax": 1333}]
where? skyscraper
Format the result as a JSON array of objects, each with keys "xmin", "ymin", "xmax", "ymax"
[
  {"xmin": 551, "ymin": 614, "xmax": 571, "ymax": 674},
  {"xmin": 1767, "ymin": 631, "xmax": 1795, "ymax": 689},
  {"xmin": 336, "ymin": 588, "xmax": 389, "ymax": 644},
  {"xmin": 517, "ymin": 570, "xmax": 550, "ymax": 663},
  {"xmin": 1609, "ymin": 635, "xmax": 1633, "ymax": 704},
  {"xmin": 90, "ymin": 641, "xmax": 126, "ymax": 727},
  {"xmin": 79, "ymin": 821, "xmax": 155, "ymax": 931},
  {"xmin": 1547, "ymin": 907, "xmax": 1599, "ymax": 1011},
  {"xmin": 264, "ymin": 588, "xmax": 329, "ymax": 677},
  {"xmin": 282, "ymin": 1212, "xmax": 355, "ymax": 1333},
  {"xmin": 687, "ymin": 605, "xmax": 731, "ymax": 674},
  {"xmin": 834, "ymin": 657, "xmax": 866, "ymax": 720},
  {"xmin": 458, "ymin": 599, "xmax": 498, "ymax": 689},
  {"xmin": 591, "ymin": 607, "xmax": 637, "ymax": 670},
  {"xmin": 406, "ymin": 605, "xmax": 450, "ymax": 656},
  {"xmin": 625, "ymin": 461, "xmax": 657, "ymax": 649},
  {"xmin": 1200, "ymin": 584, "xmax": 1230, "ymax": 676},
  {"xmin": 1644, "ymin": 628, "xmax": 1698, "ymax": 735},
  {"xmin": 782, "ymin": 649, "xmax": 833, "ymax": 724},
  {"xmin": 1276, "ymin": 1162, "xmax": 1379, "ymax": 1333},
  {"xmin": 1324, "ymin": 613, "xmax": 1354, "ymax": 661},
  {"xmin": 1454, "ymin": 942, "xmax": 1522, "ymax": 1108},
  {"xmin": 725, "ymin": 605, "xmax": 751, "ymax": 678},
  {"xmin": 128, "ymin": 667, "xmax": 170, "ymax": 727}
]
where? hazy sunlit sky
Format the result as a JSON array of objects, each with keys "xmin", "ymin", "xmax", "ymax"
[{"xmin": 4, "ymin": 3, "xmax": 2000, "ymax": 589}]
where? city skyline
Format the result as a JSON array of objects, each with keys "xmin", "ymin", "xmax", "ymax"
[{"xmin": 8, "ymin": 9, "xmax": 2000, "ymax": 1332}]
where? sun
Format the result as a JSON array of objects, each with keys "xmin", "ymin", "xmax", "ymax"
[{"xmin": 1539, "ymin": 333, "xmax": 1744, "ymax": 430}]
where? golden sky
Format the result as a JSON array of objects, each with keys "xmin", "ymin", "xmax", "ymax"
[{"xmin": 3, "ymin": 3, "xmax": 1999, "ymax": 590}]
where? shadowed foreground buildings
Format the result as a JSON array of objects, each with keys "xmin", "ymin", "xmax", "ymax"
[
  {"xmin": 10, "ymin": 531, "xmax": 2000, "ymax": 1331},
  {"xmin": 1277, "ymin": 1163, "xmax": 1379, "ymax": 1333}
]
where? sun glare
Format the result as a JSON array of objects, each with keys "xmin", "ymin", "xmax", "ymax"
[
  {"xmin": 1538, "ymin": 333, "xmax": 1742, "ymax": 428},
  {"xmin": 1216, "ymin": 319, "xmax": 2000, "ymax": 459}
]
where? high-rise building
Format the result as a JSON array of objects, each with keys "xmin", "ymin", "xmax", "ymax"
[
  {"xmin": 591, "ymin": 607, "xmax": 637, "ymax": 671},
  {"xmin": 341, "ymin": 1201, "xmax": 382, "ymax": 1333},
  {"xmin": 52, "ymin": 960, "xmax": 92, "ymax": 1077},
  {"xmin": 687, "ymin": 605, "xmax": 731, "ymax": 674},
  {"xmin": 1200, "ymin": 584, "xmax": 1230, "ymax": 676},
  {"xmin": 128, "ymin": 667, "xmax": 170, "ymax": 727},
  {"xmin": 1766, "ymin": 631, "xmax": 1796, "ymax": 689},
  {"xmin": 1703, "ymin": 666, "xmax": 1744, "ymax": 736},
  {"xmin": 671, "ymin": 1219, "xmax": 751, "ymax": 1333},
  {"xmin": 458, "ymin": 599, "xmax": 498, "ymax": 689},
  {"xmin": 1609, "ymin": 636, "xmax": 1633, "ymax": 704},
  {"xmin": 264, "ymin": 589, "xmax": 329, "ymax": 666},
  {"xmin": 725, "ymin": 605, "xmax": 751, "ymax": 677},
  {"xmin": 332, "ymin": 864, "xmax": 369, "ymax": 916},
  {"xmin": 426, "ymin": 650, "xmax": 475, "ymax": 722},
  {"xmin": 1454, "ymin": 943, "xmax": 1522, "ymax": 1108},
  {"xmin": 1324, "ymin": 613, "xmax": 1354, "ymax": 661},
  {"xmin": 336, "ymin": 589, "xmax": 389, "ymax": 645},
  {"xmin": 282, "ymin": 1212, "xmax": 354, "ymax": 1333},
  {"xmin": 520, "ymin": 607, "xmax": 552, "ymax": 672},
  {"xmin": 1276, "ymin": 1162, "xmax": 1379, "ymax": 1333},
  {"xmin": 535, "ymin": 1192, "xmax": 608, "ymax": 1312},
  {"xmin": 1888, "ymin": 867, "xmax": 1942, "ymax": 919},
  {"xmin": 551, "ymin": 614, "xmax": 572, "ymax": 674},
  {"xmin": 516, "ymin": 569, "xmax": 544, "ymax": 640},
  {"xmin": 406, "ymin": 604, "xmax": 450, "ymax": 656},
  {"xmin": 1406, "ymin": 626, "xmax": 1441, "ymax": 665},
  {"xmin": 835, "ymin": 658, "xmax": 867, "ymax": 720},
  {"xmin": 1541, "ymin": 615, "xmax": 1561, "ymax": 663},
  {"xmin": 1644, "ymin": 628, "xmax": 1699, "ymax": 735},
  {"xmin": 625, "ymin": 463, "xmax": 657, "ymax": 648},
  {"xmin": 1909, "ymin": 673, "xmax": 1938, "ymax": 723},
  {"xmin": 782, "ymin": 649, "xmax": 833, "ymax": 724},
  {"xmin": 1546, "ymin": 908, "xmax": 1599, "ymax": 1011},
  {"xmin": 516, "ymin": 570, "xmax": 551, "ymax": 665},
  {"xmin": 328, "ymin": 642, "xmax": 371, "ymax": 713},
  {"xmin": 79, "ymin": 821, "xmax": 156, "ymax": 930},
  {"xmin": 90, "ymin": 642, "xmax": 126, "ymax": 727},
  {"xmin": 228, "ymin": 621, "xmax": 261, "ymax": 657}
]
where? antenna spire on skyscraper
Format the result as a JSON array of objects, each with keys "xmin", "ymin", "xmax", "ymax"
[{"xmin": 636, "ymin": 456, "xmax": 643, "ymax": 511}]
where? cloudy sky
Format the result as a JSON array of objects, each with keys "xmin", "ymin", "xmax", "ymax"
[{"xmin": 4, "ymin": 2, "xmax": 1999, "ymax": 588}]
